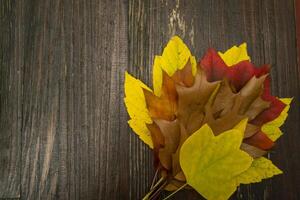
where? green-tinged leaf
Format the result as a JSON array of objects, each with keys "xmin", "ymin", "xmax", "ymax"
[
  {"xmin": 262, "ymin": 98, "xmax": 293, "ymax": 141},
  {"xmin": 180, "ymin": 124, "xmax": 253, "ymax": 200},
  {"xmin": 236, "ymin": 157, "xmax": 282, "ymax": 184}
]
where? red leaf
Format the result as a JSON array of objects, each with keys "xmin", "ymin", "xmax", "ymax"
[
  {"xmin": 200, "ymin": 48, "xmax": 285, "ymax": 124},
  {"xmin": 251, "ymin": 77, "xmax": 286, "ymax": 125},
  {"xmin": 244, "ymin": 131, "xmax": 274, "ymax": 150}
]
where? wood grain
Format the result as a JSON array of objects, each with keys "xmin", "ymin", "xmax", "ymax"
[
  {"xmin": 17, "ymin": 0, "xmax": 129, "ymax": 199},
  {"xmin": 0, "ymin": 0, "xmax": 22, "ymax": 198},
  {"xmin": 0, "ymin": 0, "xmax": 299, "ymax": 199}
]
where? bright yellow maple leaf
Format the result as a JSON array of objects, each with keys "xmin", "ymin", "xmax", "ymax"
[
  {"xmin": 124, "ymin": 72, "xmax": 153, "ymax": 148},
  {"xmin": 262, "ymin": 98, "xmax": 293, "ymax": 141},
  {"xmin": 152, "ymin": 56, "xmax": 163, "ymax": 97},
  {"xmin": 218, "ymin": 43, "xmax": 250, "ymax": 66},
  {"xmin": 180, "ymin": 119, "xmax": 253, "ymax": 200},
  {"xmin": 153, "ymin": 36, "xmax": 197, "ymax": 97}
]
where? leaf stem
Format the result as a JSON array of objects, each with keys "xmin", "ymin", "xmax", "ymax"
[
  {"xmin": 151, "ymin": 176, "xmax": 164, "ymax": 191},
  {"xmin": 142, "ymin": 176, "xmax": 165, "ymax": 200},
  {"xmin": 150, "ymin": 168, "xmax": 159, "ymax": 190},
  {"xmin": 148, "ymin": 179, "xmax": 168, "ymax": 200},
  {"xmin": 162, "ymin": 183, "xmax": 188, "ymax": 200}
]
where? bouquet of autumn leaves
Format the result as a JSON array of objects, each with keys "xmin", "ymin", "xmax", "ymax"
[{"xmin": 124, "ymin": 36, "xmax": 292, "ymax": 200}]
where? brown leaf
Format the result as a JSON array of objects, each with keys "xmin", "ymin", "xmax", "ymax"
[
  {"xmin": 164, "ymin": 178, "xmax": 191, "ymax": 191},
  {"xmin": 174, "ymin": 171, "xmax": 186, "ymax": 182},
  {"xmin": 155, "ymin": 119, "xmax": 180, "ymax": 170},
  {"xmin": 172, "ymin": 124, "xmax": 189, "ymax": 177},
  {"xmin": 244, "ymin": 123, "xmax": 260, "ymax": 138},
  {"xmin": 239, "ymin": 75, "xmax": 268, "ymax": 114},
  {"xmin": 244, "ymin": 97, "xmax": 270, "ymax": 120},
  {"xmin": 185, "ymin": 108, "xmax": 205, "ymax": 136},
  {"xmin": 211, "ymin": 79, "xmax": 237, "ymax": 117},
  {"xmin": 176, "ymin": 67, "xmax": 219, "ymax": 127},
  {"xmin": 144, "ymin": 72, "xmax": 177, "ymax": 121},
  {"xmin": 205, "ymin": 74, "xmax": 270, "ymax": 137},
  {"xmin": 146, "ymin": 123, "xmax": 164, "ymax": 149},
  {"xmin": 206, "ymin": 95, "xmax": 245, "ymax": 135},
  {"xmin": 146, "ymin": 122, "xmax": 165, "ymax": 167},
  {"xmin": 240, "ymin": 143, "xmax": 266, "ymax": 158},
  {"xmin": 172, "ymin": 59, "xmax": 195, "ymax": 87}
]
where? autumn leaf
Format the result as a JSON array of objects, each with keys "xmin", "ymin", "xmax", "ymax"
[
  {"xmin": 244, "ymin": 131, "xmax": 274, "ymax": 151},
  {"xmin": 205, "ymin": 74, "xmax": 270, "ymax": 137},
  {"xmin": 144, "ymin": 72, "xmax": 178, "ymax": 121},
  {"xmin": 236, "ymin": 157, "xmax": 282, "ymax": 184},
  {"xmin": 261, "ymin": 98, "xmax": 293, "ymax": 141},
  {"xmin": 180, "ymin": 121, "xmax": 253, "ymax": 200},
  {"xmin": 251, "ymin": 77, "xmax": 286, "ymax": 126},
  {"xmin": 176, "ymin": 67, "xmax": 219, "ymax": 131},
  {"xmin": 124, "ymin": 72, "xmax": 153, "ymax": 148},
  {"xmin": 124, "ymin": 37, "xmax": 291, "ymax": 200},
  {"xmin": 200, "ymin": 47, "xmax": 270, "ymax": 90},
  {"xmin": 152, "ymin": 119, "xmax": 181, "ymax": 170},
  {"xmin": 153, "ymin": 36, "xmax": 197, "ymax": 97},
  {"xmin": 218, "ymin": 43, "xmax": 250, "ymax": 66}
]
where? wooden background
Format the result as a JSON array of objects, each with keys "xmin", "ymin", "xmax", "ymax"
[{"xmin": 0, "ymin": 0, "xmax": 299, "ymax": 199}]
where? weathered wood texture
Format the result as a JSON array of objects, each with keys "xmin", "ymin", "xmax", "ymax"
[
  {"xmin": 20, "ymin": 0, "xmax": 128, "ymax": 199},
  {"xmin": 0, "ymin": 0, "xmax": 299, "ymax": 199},
  {"xmin": 0, "ymin": 0, "xmax": 22, "ymax": 198}
]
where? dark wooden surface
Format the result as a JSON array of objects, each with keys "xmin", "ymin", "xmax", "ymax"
[{"xmin": 0, "ymin": 0, "xmax": 299, "ymax": 199}]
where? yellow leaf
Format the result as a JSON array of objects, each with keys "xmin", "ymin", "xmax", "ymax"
[
  {"xmin": 180, "ymin": 124, "xmax": 253, "ymax": 200},
  {"xmin": 236, "ymin": 157, "xmax": 282, "ymax": 184},
  {"xmin": 153, "ymin": 36, "xmax": 197, "ymax": 97},
  {"xmin": 262, "ymin": 98, "xmax": 293, "ymax": 141},
  {"xmin": 189, "ymin": 56, "xmax": 197, "ymax": 75},
  {"xmin": 124, "ymin": 72, "xmax": 153, "ymax": 148},
  {"xmin": 233, "ymin": 118, "xmax": 248, "ymax": 133},
  {"xmin": 153, "ymin": 56, "xmax": 163, "ymax": 97},
  {"xmin": 218, "ymin": 43, "xmax": 250, "ymax": 67}
]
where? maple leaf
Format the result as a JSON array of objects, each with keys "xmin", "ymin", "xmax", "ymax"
[
  {"xmin": 124, "ymin": 72, "xmax": 153, "ymax": 148},
  {"xmin": 144, "ymin": 72, "xmax": 178, "ymax": 121},
  {"xmin": 261, "ymin": 98, "xmax": 293, "ymax": 141},
  {"xmin": 124, "ymin": 37, "xmax": 291, "ymax": 199},
  {"xmin": 218, "ymin": 43, "xmax": 250, "ymax": 66},
  {"xmin": 236, "ymin": 157, "xmax": 282, "ymax": 184},
  {"xmin": 200, "ymin": 48, "xmax": 270, "ymax": 90},
  {"xmin": 200, "ymin": 48, "xmax": 285, "ymax": 123},
  {"xmin": 152, "ymin": 36, "xmax": 197, "ymax": 97},
  {"xmin": 180, "ymin": 121, "xmax": 253, "ymax": 200}
]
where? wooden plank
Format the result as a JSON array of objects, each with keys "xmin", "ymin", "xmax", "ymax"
[
  {"xmin": 0, "ymin": 199, "xmax": 20, "ymax": 200},
  {"xmin": 296, "ymin": 0, "xmax": 300, "ymax": 72},
  {"xmin": 0, "ymin": 0, "xmax": 22, "ymax": 198},
  {"xmin": 252, "ymin": 1, "xmax": 300, "ymax": 199},
  {"xmin": 19, "ymin": 0, "xmax": 128, "ymax": 199},
  {"xmin": 128, "ymin": 0, "xmax": 300, "ymax": 199}
]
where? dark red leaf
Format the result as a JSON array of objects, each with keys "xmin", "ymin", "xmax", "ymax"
[
  {"xmin": 200, "ymin": 48, "xmax": 285, "ymax": 124},
  {"xmin": 243, "ymin": 131, "xmax": 274, "ymax": 150}
]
